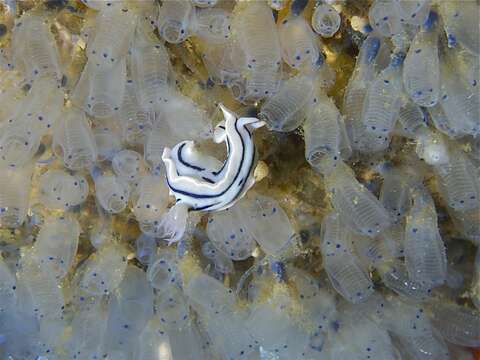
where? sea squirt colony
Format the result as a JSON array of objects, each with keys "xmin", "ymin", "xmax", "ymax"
[{"xmin": 0, "ymin": 0, "xmax": 479, "ymax": 359}]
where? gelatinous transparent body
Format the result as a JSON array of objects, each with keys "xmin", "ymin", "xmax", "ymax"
[
  {"xmin": 32, "ymin": 215, "xmax": 80, "ymax": 280},
  {"xmin": 95, "ymin": 174, "xmax": 130, "ymax": 214},
  {"xmin": 52, "ymin": 107, "xmax": 97, "ymax": 170},
  {"xmin": 403, "ymin": 26, "xmax": 440, "ymax": 107},
  {"xmin": 87, "ymin": 6, "xmax": 137, "ymax": 68},
  {"xmin": 278, "ymin": 15, "xmax": 320, "ymax": 70},
  {"xmin": 0, "ymin": 164, "xmax": 32, "ymax": 228},
  {"xmin": 12, "ymin": 13, "xmax": 61, "ymax": 81},
  {"xmin": 311, "ymin": 4, "xmax": 341, "ymax": 38},
  {"xmin": 157, "ymin": 0, "xmax": 192, "ymax": 44},
  {"xmin": 130, "ymin": 38, "xmax": 171, "ymax": 109},
  {"xmin": 39, "ymin": 170, "xmax": 88, "ymax": 210},
  {"xmin": 321, "ymin": 212, "xmax": 374, "ymax": 303},
  {"xmin": 259, "ymin": 75, "xmax": 314, "ymax": 132},
  {"xmin": 303, "ymin": 94, "xmax": 351, "ymax": 171},
  {"xmin": 324, "ymin": 161, "xmax": 392, "ymax": 236},
  {"xmin": 404, "ymin": 187, "xmax": 447, "ymax": 287}
]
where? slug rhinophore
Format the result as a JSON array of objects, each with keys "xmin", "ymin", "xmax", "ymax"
[{"xmin": 162, "ymin": 104, "xmax": 265, "ymax": 212}]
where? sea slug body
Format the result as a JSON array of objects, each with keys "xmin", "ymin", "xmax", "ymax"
[{"xmin": 162, "ymin": 104, "xmax": 264, "ymax": 211}]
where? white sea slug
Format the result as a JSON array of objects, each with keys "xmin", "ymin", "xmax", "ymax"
[{"xmin": 162, "ymin": 104, "xmax": 264, "ymax": 212}]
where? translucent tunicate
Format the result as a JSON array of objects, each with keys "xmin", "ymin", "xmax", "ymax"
[
  {"xmin": 438, "ymin": 50, "xmax": 480, "ymax": 138},
  {"xmin": 380, "ymin": 297, "xmax": 451, "ymax": 360},
  {"xmin": 324, "ymin": 160, "xmax": 392, "ymax": 237},
  {"xmin": 147, "ymin": 249, "xmax": 182, "ymax": 290},
  {"xmin": 378, "ymin": 260, "xmax": 431, "ymax": 301},
  {"xmin": 379, "ymin": 167, "xmax": 415, "ymax": 222},
  {"xmin": 440, "ymin": 0, "xmax": 479, "ymax": 55},
  {"xmin": 184, "ymin": 272, "xmax": 235, "ymax": 315},
  {"xmin": 17, "ymin": 250, "xmax": 65, "ymax": 331},
  {"xmin": 40, "ymin": 168, "xmax": 86, "ymax": 211},
  {"xmin": 157, "ymin": 92, "xmax": 213, "ymax": 143},
  {"xmin": 129, "ymin": 37, "xmax": 171, "ymax": 109},
  {"xmin": 201, "ymin": 241, "xmax": 234, "ymax": 274},
  {"xmin": 93, "ymin": 126, "xmax": 122, "ymax": 162},
  {"xmin": 343, "ymin": 35, "xmax": 391, "ymax": 153},
  {"xmin": 368, "ymin": 0, "xmax": 403, "ymax": 37},
  {"xmin": 321, "ymin": 212, "xmax": 374, "ymax": 303},
  {"xmin": 243, "ymin": 64, "xmax": 281, "ymax": 101},
  {"xmin": 311, "ymin": 4, "xmax": 341, "ymax": 38},
  {"xmin": 0, "ymin": 164, "xmax": 32, "ymax": 228},
  {"xmin": 278, "ymin": 15, "xmax": 320, "ymax": 70},
  {"xmin": 191, "ymin": 0, "xmax": 218, "ymax": 8},
  {"xmin": 0, "ymin": 70, "xmax": 25, "ymax": 126},
  {"xmin": 87, "ymin": 5, "xmax": 137, "ymax": 68},
  {"xmin": 200, "ymin": 38, "xmax": 245, "ymax": 86},
  {"xmin": 434, "ymin": 146, "xmax": 480, "ymax": 211},
  {"xmin": 361, "ymin": 53, "xmax": 405, "ymax": 137},
  {"xmin": 112, "ymin": 150, "xmax": 144, "ymax": 184},
  {"xmin": 404, "ymin": 186, "xmax": 447, "ymax": 287},
  {"xmin": 206, "ymin": 199, "xmax": 257, "ymax": 260},
  {"xmin": 247, "ymin": 295, "xmax": 310, "ymax": 357},
  {"xmin": 0, "ymin": 117, "xmax": 41, "ymax": 168},
  {"xmin": 259, "ymin": 74, "xmax": 314, "ymax": 132},
  {"xmin": 119, "ymin": 82, "xmax": 155, "ymax": 146},
  {"xmin": 415, "ymin": 128, "xmax": 450, "ymax": 166},
  {"xmin": 429, "ymin": 301, "xmax": 480, "ymax": 348},
  {"xmin": 74, "ymin": 58, "xmax": 127, "ymax": 119},
  {"xmin": 157, "ymin": 0, "xmax": 193, "ymax": 44},
  {"xmin": 0, "ymin": 77, "xmax": 63, "ymax": 168},
  {"xmin": 233, "ymin": 1, "xmax": 281, "ymax": 69},
  {"xmin": 303, "ymin": 93, "xmax": 351, "ymax": 172},
  {"xmin": 449, "ymin": 207, "xmax": 480, "ymax": 245},
  {"xmin": 288, "ymin": 266, "xmax": 337, "ymax": 329},
  {"xmin": 32, "ymin": 215, "xmax": 80, "ymax": 280},
  {"xmin": 394, "ymin": 0, "xmax": 431, "ymax": 26},
  {"xmin": 132, "ymin": 175, "xmax": 170, "ymax": 227},
  {"xmin": 240, "ymin": 193, "xmax": 295, "ymax": 256},
  {"xmin": 154, "ymin": 285, "xmax": 190, "ymax": 331},
  {"xmin": 395, "ymin": 99, "xmax": 428, "ymax": 136},
  {"xmin": 133, "ymin": 319, "xmax": 172, "ymax": 360},
  {"xmin": 94, "ymin": 174, "xmax": 130, "ymax": 214},
  {"xmin": 14, "ymin": 76, "xmax": 63, "ymax": 135},
  {"xmin": 192, "ymin": 8, "xmax": 231, "ymax": 43},
  {"xmin": 102, "ymin": 266, "xmax": 154, "ymax": 357},
  {"xmin": 66, "ymin": 298, "xmax": 107, "ymax": 360},
  {"xmin": 185, "ymin": 273, "xmax": 255, "ymax": 359},
  {"xmin": 403, "ymin": 12, "xmax": 440, "ymax": 107},
  {"xmin": 351, "ymin": 232, "xmax": 390, "ymax": 268},
  {"xmin": 144, "ymin": 129, "xmax": 170, "ymax": 173},
  {"xmin": 330, "ymin": 314, "xmax": 396, "ymax": 360},
  {"xmin": 52, "ymin": 107, "xmax": 97, "ymax": 170},
  {"xmin": 12, "ymin": 13, "xmax": 61, "ymax": 81},
  {"xmin": 135, "ymin": 234, "xmax": 157, "ymax": 266},
  {"xmin": 79, "ymin": 0, "xmax": 123, "ymax": 11},
  {"xmin": 78, "ymin": 243, "xmax": 128, "ymax": 296}
]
